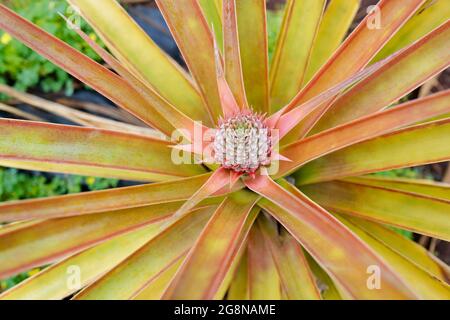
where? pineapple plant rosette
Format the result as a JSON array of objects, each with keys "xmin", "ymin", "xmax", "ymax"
[{"xmin": 0, "ymin": 0, "xmax": 449, "ymax": 299}]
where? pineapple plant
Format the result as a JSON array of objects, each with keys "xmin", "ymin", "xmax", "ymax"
[{"xmin": 0, "ymin": 0, "xmax": 449, "ymax": 300}]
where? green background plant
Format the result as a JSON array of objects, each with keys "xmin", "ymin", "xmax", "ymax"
[{"xmin": 0, "ymin": 167, "xmax": 119, "ymax": 202}]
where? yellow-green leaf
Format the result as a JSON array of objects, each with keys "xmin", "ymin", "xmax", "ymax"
[
  {"xmin": 68, "ymin": 0, "xmax": 210, "ymax": 124},
  {"xmin": 0, "ymin": 223, "xmax": 162, "ymax": 300},
  {"xmin": 312, "ymin": 21, "xmax": 450, "ymax": 133},
  {"xmin": 303, "ymin": 0, "xmax": 359, "ymax": 84},
  {"xmin": 247, "ymin": 223, "xmax": 281, "ymax": 300},
  {"xmin": 348, "ymin": 215, "xmax": 450, "ymax": 283},
  {"xmin": 301, "ymin": 180, "xmax": 450, "ymax": 241},
  {"xmin": 343, "ymin": 176, "xmax": 450, "ymax": 202},
  {"xmin": 0, "ymin": 202, "xmax": 186, "ymax": 279},
  {"xmin": 269, "ymin": 0, "xmax": 325, "ymax": 111},
  {"xmin": 295, "ymin": 119, "xmax": 450, "ymax": 184},
  {"xmin": 373, "ymin": 0, "xmax": 450, "ymax": 62},
  {"xmin": 0, "ymin": 119, "xmax": 205, "ymax": 182},
  {"xmin": 74, "ymin": 206, "xmax": 215, "ymax": 299},
  {"xmin": 156, "ymin": 0, "xmax": 222, "ymax": 121},
  {"xmin": 162, "ymin": 192, "xmax": 259, "ymax": 299},
  {"xmin": 336, "ymin": 215, "xmax": 450, "ymax": 299},
  {"xmin": 235, "ymin": 0, "xmax": 269, "ymax": 113}
]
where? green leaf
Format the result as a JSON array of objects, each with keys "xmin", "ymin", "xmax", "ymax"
[
  {"xmin": 227, "ymin": 250, "xmax": 249, "ymax": 300},
  {"xmin": 199, "ymin": 0, "xmax": 223, "ymax": 52}
]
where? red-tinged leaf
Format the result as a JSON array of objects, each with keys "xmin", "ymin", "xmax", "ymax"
[
  {"xmin": 223, "ymin": 0, "xmax": 248, "ymax": 109},
  {"xmin": 281, "ymin": 0, "xmax": 425, "ymax": 142},
  {"xmin": 336, "ymin": 215, "xmax": 450, "ymax": 299},
  {"xmin": 0, "ymin": 158, "xmax": 178, "ymax": 183},
  {"xmin": 68, "ymin": 0, "xmax": 210, "ymax": 125},
  {"xmin": 295, "ymin": 119, "xmax": 450, "ymax": 185},
  {"xmin": 131, "ymin": 256, "xmax": 184, "ymax": 300},
  {"xmin": 65, "ymin": 19, "xmax": 208, "ymax": 141},
  {"xmin": 156, "ymin": 0, "xmax": 222, "ymax": 122},
  {"xmin": 269, "ymin": 0, "xmax": 326, "ymax": 111},
  {"xmin": 213, "ymin": 31, "xmax": 241, "ymax": 118},
  {"xmin": 373, "ymin": 0, "xmax": 450, "ymax": 62},
  {"xmin": 162, "ymin": 192, "xmax": 259, "ymax": 299},
  {"xmin": 229, "ymin": 171, "xmax": 243, "ymax": 188},
  {"xmin": 247, "ymin": 222, "xmax": 281, "ymax": 300},
  {"xmin": 292, "ymin": 0, "xmax": 425, "ymax": 100},
  {"xmin": 199, "ymin": 0, "xmax": 223, "ymax": 53},
  {"xmin": 214, "ymin": 218, "xmax": 252, "ymax": 300},
  {"xmin": 235, "ymin": 0, "xmax": 269, "ymax": 113},
  {"xmin": 272, "ymin": 55, "xmax": 397, "ymax": 139},
  {"xmin": 170, "ymin": 167, "xmax": 231, "ymax": 222},
  {"xmin": 0, "ymin": 4, "xmax": 174, "ymax": 135},
  {"xmin": 303, "ymin": 0, "xmax": 360, "ymax": 84},
  {"xmin": 0, "ymin": 173, "xmax": 233, "ymax": 222},
  {"xmin": 277, "ymin": 91, "xmax": 450, "ymax": 178},
  {"xmin": 0, "ymin": 119, "xmax": 206, "ymax": 182},
  {"xmin": 348, "ymin": 216, "xmax": 450, "ymax": 284},
  {"xmin": 300, "ymin": 180, "xmax": 450, "ymax": 241},
  {"xmin": 343, "ymin": 176, "xmax": 450, "ymax": 202},
  {"xmin": 74, "ymin": 206, "xmax": 215, "ymax": 299},
  {"xmin": 248, "ymin": 177, "xmax": 416, "ymax": 299},
  {"xmin": 304, "ymin": 252, "xmax": 342, "ymax": 300},
  {"xmin": 258, "ymin": 215, "xmax": 321, "ymax": 300},
  {"xmin": 0, "ymin": 202, "xmax": 190, "ymax": 279},
  {"xmin": 0, "ymin": 102, "xmax": 43, "ymax": 122},
  {"xmin": 227, "ymin": 250, "xmax": 249, "ymax": 300},
  {"xmin": 0, "ymin": 223, "xmax": 162, "ymax": 300},
  {"xmin": 0, "ymin": 221, "xmax": 42, "ymax": 237},
  {"xmin": 312, "ymin": 21, "xmax": 450, "ymax": 134}
]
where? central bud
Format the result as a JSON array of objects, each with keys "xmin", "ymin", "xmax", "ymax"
[{"xmin": 214, "ymin": 113, "xmax": 271, "ymax": 174}]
